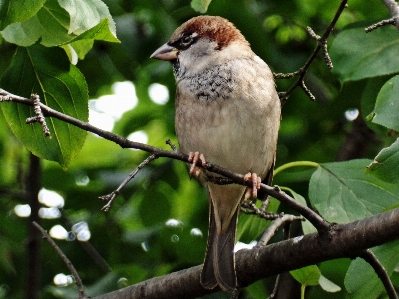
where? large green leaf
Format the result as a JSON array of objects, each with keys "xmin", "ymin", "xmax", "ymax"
[
  {"xmin": 366, "ymin": 138, "xmax": 399, "ymax": 184},
  {"xmin": 309, "ymin": 159, "xmax": 399, "ymax": 223},
  {"xmin": 367, "ymin": 74, "xmax": 399, "ymax": 131},
  {"xmin": 58, "ymin": 0, "xmax": 116, "ymax": 35},
  {"xmin": 1, "ymin": 0, "xmax": 118, "ymax": 47},
  {"xmin": 0, "ymin": 44, "xmax": 88, "ymax": 167},
  {"xmin": 330, "ymin": 25, "xmax": 399, "ymax": 82},
  {"xmin": 345, "ymin": 240, "xmax": 399, "ymax": 299},
  {"xmin": 0, "ymin": 0, "xmax": 46, "ymax": 30}
]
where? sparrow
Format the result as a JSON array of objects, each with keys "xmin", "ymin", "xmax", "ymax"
[{"xmin": 151, "ymin": 16, "xmax": 280, "ymax": 291}]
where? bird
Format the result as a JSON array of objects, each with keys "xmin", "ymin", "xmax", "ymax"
[{"xmin": 151, "ymin": 16, "xmax": 280, "ymax": 291}]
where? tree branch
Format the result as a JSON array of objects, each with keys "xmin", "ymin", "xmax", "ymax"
[
  {"xmin": 33, "ymin": 221, "xmax": 88, "ymax": 299},
  {"xmin": 365, "ymin": 0, "xmax": 399, "ymax": 32},
  {"xmin": 277, "ymin": 0, "xmax": 348, "ymax": 105},
  {"xmin": 384, "ymin": 0, "xmax": 399, "ymax": 29},
  {"xmin": 25, "ymin": 154, "xmax": 41, "ymax": 299},
  {"xmin": 0, "ymin": 88, "xmax": 329, "ymax": 232},
  {"xmin": 99, "ymin": 153, "xmax": 159, "ymax": 211},
  {"xmin": 360, "ymin": 249, "xmax": 398, "ymax": 299},
  {"xmin": 93, "ymin": 208, "xmax": 399, "ymax": 299}
]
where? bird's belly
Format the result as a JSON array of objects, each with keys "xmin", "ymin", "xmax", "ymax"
[{"xmin": 175, "ymin": 95, "xmax": 278, "ymax": 179}]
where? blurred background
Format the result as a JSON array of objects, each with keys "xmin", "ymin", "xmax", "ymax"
[{"xmin": 0, "ymin": 0, "xmax": 393, "ymax": 298}]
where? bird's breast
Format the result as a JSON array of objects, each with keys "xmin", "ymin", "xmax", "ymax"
[{"xmin": 175, "ymin": 58, "xmax": 280, "ymax": 179}]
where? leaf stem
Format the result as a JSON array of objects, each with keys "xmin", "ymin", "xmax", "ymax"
[{"xmin": 274, "ymin": 161, "xmax": 319, "ymax": 176}]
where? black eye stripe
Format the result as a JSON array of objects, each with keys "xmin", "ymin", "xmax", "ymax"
[{"xmin": 169, "ymin": 33, "xmax": 198, "ymax": 50}]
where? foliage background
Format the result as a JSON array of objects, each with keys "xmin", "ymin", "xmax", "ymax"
[{"xmin": 0, "ymin": 0, "xmax": 398, "ymax": 298}]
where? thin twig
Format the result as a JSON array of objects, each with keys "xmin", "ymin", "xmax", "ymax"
[
  {"xmin": 360, "ymin": 249, "xmax": 397, "ymax": 299},
  {"xmin": 277, "ymin": 0, "xmax": 348, "ymax": 105},
  {"xmin": 300, "ymin": 80, "xmax": 316, "ymax": 101},
  {"xmin": 267, "ymin": 274, "xmax": 281, "ymax": 299},
  {"xmin": 366, "ymin": 0, "xmax": 399, "ymax": 32},
  {"xmin": 241, "ymin": 200, "xmax": 281, "ymax": 220},
  {"xmin": 99, "ymin": 153, "xmax": 159, "ymax": 211},
  {"xmin": 166, "ymin": 139, "xmax": 178, "ymax": 151},
  {"xmin": 0, "ymin": 91, "xmax": 51, "ymax": 136},
  {"xmin": 26, "ymin": 94, "xmax": 51, "ymax": 136},
  {"xmin": 365, "ymin": 18, "xmax": 396, "ymax": 32},
  {"xmin": 0, "ymin": 89, "xmax": 330, "ymax": 232},
  {"xmin": 32, "ymin": 221, "xmax": 88, "ymax": 299},
  {"xmin": 266, "ymin": 221, "xmax": 292, "ymax": 299},
  {"xmin": 274, "ymin": 71, "xmax": 300, "ymax": 79},
  {"xmin": 383, "ymin": 0, "xmax": 399, "ymax": 29},
  {"xmin": 257, "ymin": 214, "xmax": 304, "ymax": 247}
]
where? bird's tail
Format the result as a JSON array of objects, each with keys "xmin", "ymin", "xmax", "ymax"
[{"xmin": 200, "ymin": 200, "xmax": 239, "ymax": 291}]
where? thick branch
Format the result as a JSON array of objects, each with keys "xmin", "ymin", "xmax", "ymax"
[{"xmin": 93, "ymin": 208, "xmax": 399, "ymax": 299}]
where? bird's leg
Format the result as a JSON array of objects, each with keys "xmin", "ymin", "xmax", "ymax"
[
  {"xmin": 243, "ymin": 173, "xmax": 261, "ymax": 200},
  {"xmin": 188, "ymin": 151, "xmax": 206, "ymax": 178}
]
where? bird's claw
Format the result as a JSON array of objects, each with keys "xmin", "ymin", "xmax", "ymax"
[
  {"xmin": 244, "ymin": 173, "xmax": 261, "ymax": 200},
  {"xmin": 188, "ymin": 151, "xmax": 206, "ymax": 178}
]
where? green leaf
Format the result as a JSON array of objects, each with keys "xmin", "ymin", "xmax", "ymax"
[
  {"xmin": 0, "ymin": 44, "xmax": 88, "ymax": 167},
  {"xmin": 366, "ymin": 138, "xmax": 399, "ymax": 184},
  {"xmin": 345, "ymin": 240, "xmax": 399, "ymax": 299},
  {"xmin": 245, "ymin": 279, "xmax": 268, "ymax": 299},
  {"xmin": 1, "ymin": 0, "xmax": 118, "ymax": 47},
  {"xmin": 0, "ymin": 0, "xmax": 46, "ymax": 30},
  {"xmin": 367, "ymin": 75, "xmax": 399, "ymax": 131},
  {"xmin": 1, "ymin": 0, "xmax": 71, "ymax": 47},
  {"xmin": 319, "ymin": 274, "xmax": 341, "ymax": 292},
  {"xmin": 71, "ymin": 18, "xmax": 119, "ymax": 43},
  {"xmin": 309, "ymin": 159, "xmax": 399, "ymax": 223},
  {"xmin": 68, "ymin": 40, "xmax": 94, "ymax": 60},
  {"xmin": 58, "ymin": 0, "xmax": 116, "ymax": 36},
  {"xmin": 191, "ymin": 0, "xmax": 212, "ymax": 13},
  {"xmin": 330, "ymin": 25, "xmax": 399, "ymax": 82},
  {"xmin": 61, "ymin": 18, "xmax": 120, "ymax": 62},
  {"xmin": 291, "ymin": 265, "xmax": 321, "ymax": 286}
]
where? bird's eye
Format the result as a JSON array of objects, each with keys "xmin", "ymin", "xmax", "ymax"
[{"xmin": 180, "ymin": 35, "xmax": 193, "ymax": 46}]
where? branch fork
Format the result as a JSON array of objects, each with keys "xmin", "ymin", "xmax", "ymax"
[
  {"xmin": 365, "ymin": 0, "xmax": 399, "ymax": 32},
  {"xmin": 276, "ymin": 0, "xmax": 348, "ymax": 105}
]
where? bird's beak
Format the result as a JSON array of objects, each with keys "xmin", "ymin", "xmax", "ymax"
[{"xmin": 150, "ymin": 43, "xmax": 178, "ymax": 61}]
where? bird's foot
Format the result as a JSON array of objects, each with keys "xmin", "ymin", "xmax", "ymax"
[
  {"xmin": 243, "ymin": 173, "xmax": 261, "ymax": 200},
  {"xmin": 188, "ymin": 151, "xmax": 206, "ymax": 178}
]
